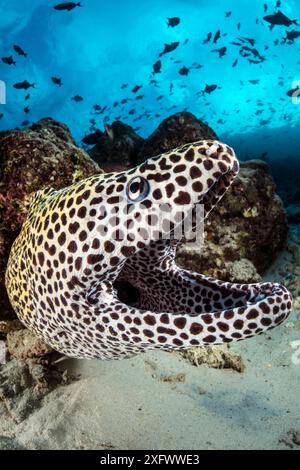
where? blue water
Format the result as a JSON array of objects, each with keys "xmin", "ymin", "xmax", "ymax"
[{"xmin": 0, "ymin": 0, "xmax": 300, "ymax": 161}]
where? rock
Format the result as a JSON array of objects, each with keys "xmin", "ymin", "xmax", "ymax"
[
  {"xmin": 88, "ymin": 121, "xmax": 144, "ymax": 172},
  {"xmin": 137, "ymin": 111, "xmax": 217, "ymax": 161},
  {"xmin": 279, "ymin": 429, "xmax": 300, "ymax": 448},
  {"xmin": 6, "ymin": 329, "xmax": 53, "ymax": 360},
  {"xmin": 0, "ymin": 118, "xmax": 101, "ymax": 321},
  {"xmin": 177, "ymin": 160, "xmax": 288, "ymax": 281},
  {"xmin": 0, "ymin": 320, "xmax": 23, "ymax": 335},
  {"xmin": 0, "ymin": 358, "xmax": 68, "ymax": 423},
  {"xmin": 181, "ymin": 345, "xmax": 245, "ymax": 372}
]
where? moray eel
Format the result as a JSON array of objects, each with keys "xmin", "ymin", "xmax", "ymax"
[{"xmin": 5, "ymin": 140, "xmax": 292, "ymax": 359}]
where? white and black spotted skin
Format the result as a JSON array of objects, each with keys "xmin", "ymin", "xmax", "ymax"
[{"xmin": 5, "ymin": 140, "xmax": 293, "ymax": 360}]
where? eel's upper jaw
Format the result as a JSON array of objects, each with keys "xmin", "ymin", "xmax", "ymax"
[{"xmin": 201, "ymin": 158, "xmax": 239, "ymax": 219}]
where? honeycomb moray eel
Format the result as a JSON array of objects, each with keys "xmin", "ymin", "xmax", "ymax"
[{"xmin": 5, "ymin": 140, "xmax": 293, "ymax": 360}]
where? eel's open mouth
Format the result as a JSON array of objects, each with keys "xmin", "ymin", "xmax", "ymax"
[{"xmin": 113, "ymin": 160, "xmax": 292, "ymax": 343}]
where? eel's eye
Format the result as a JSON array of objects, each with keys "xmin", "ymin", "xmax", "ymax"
[{"xmin": 126, "ymin": 176, "xmax": 150, "ymax": 202}]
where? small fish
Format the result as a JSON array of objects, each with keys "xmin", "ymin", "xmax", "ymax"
[
  {"xmin": 82, "ymin": 129, "xmax": 103, "ymax": 145},
  {"xmin": 286, "ymin": 86, "xmax": 300, "ymax": 97},
  {"xmin": 24, "ymin": 106, "xmax": 30, "ymax": 113},
  {"xmin": 232, "ymin": 58, "xmax": 238, "ymax": 67},
  {"xmin": 132, "ymin": 85, "xmax": 142, "ymax": 93},
  {"xmin": 225, "ymin": 11, "xmax": 232, "ymax": 18},
  {"xmin": 284, "ymin": 30, "xmax": 300, "ymax": 42},
  {"xmin": 264, "ymin": 4, "xmax": 268, "ymax": 13},
  {"xmin": 13, "ymin": 80, "xmax": 34, "ymax": 90},
  {"xmin": 54, "ymin": 2, "xmax": 82, "ymax": 11},
  {"xmin": 135, "ymin": 95, "xmax": 144, "ymax": 100},
  {"xmin": 93, "ymin": 104, "xmax": 101, "ymax": 111},
  {"xmin": 13, "ymin": 45, "xmax": 27, "ymax": 57},
  {"xmin": 237, "ymin": 22, "xmax": 241, "ymax": 30},
  {"xmin": 51, "ymin": 76, "xmax": 63, "ymax": 86},
  {"xmin": 1, "ymin": 55, "xmax": 16, "ymax": 65},
  {"xmin": 121, "ymin": 83, "xmax": 128, "ymax": 89},
  {"xmin": 202, "ymin": 84, "xmax": 218, "ymax": 94},
  {"xmin": 152, "ymin": 60, "xmax": 162, "ymax": 74},
  {"xmin": 0, "ymin": 113, "xmax": 3, "ymax": 119},
  {"xmin": 178, "ymin": 66, "xmax": 189, "ymax": 75},
  {"xmin": 159, "ymin": 41, "xmax": 180, "ymax": 57},
  {"xmin": 213, "ymin": 30, "xmax": 221, "ymax": 43},
  {"xmin": 21, "ymin": 120, "xmax": 30, "ymax": 126},
  {"xmin": 211, "ymin": 46, "xmax": 227, "ymax": 58},
  {"xmin": 276, "ymin": 1, "xmax": 281, "ymax": 7},
  {"xmin": 263, "ymin": 10, "xmax": 299, "ymax": 27},
  {"xmin": 25, "ymin": 94, "xmax": 30, "ymax": 100},
  {"xmin": 71, "ymin": 94, "xmax": 83, "ymax": 102},
  {"xmin": 203, "ymin": 32, "xmax": 212, "ymax": 44},
  {"xmin": 249, "ymin": 79, "xmax": 260, "ymax": 84},
  {"xmin": 167, "ymin": 17, "xmax": 180, "ymax": 27}
]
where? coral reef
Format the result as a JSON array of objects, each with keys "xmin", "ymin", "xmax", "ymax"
[
  {"xmin": 87, "ymin": 121, "xmax": 144, "ymax": 172},
  {"xmin": 0, "ymin": 118, "xmax": 100, "ymax": 320},
  {"xmin": 6, "ymin": 329, "xmax": 53, "ymax": 361},
  {"xmin": 181, "ymin": 345, "xmax": 245, "ymax": 373}
]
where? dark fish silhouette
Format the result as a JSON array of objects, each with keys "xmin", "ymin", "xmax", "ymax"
[
  {"xmin": 71, "ymin": 94, "xmax": 83, "ymax": 102},
  {"xmin": 152, "ymin": 60, "xmax": 162, "ymax": 74},
  {"xmin": 82, "ymin": 129, "xmax": 103, "ymax": 145},
  {"xmin": 132, "ymin": 85, "xmax": 142, "ymax": 93},
  {"xmin": 135, "ymin": 95, "xmax": 144, "ymax": 100},
  {"xmin": 159, "ymin": 41, "xmax": 180, "ymax": 57},
  {"xmin": 225, "ymin": 11, "xmax": 232, "ymax": 18},
  {"xmin": 178, "ymin": 66, "xmax": 189, "ymax": 75},
  {"xmin": 212, "ymin": 46, "xmax": 227, "ymax": 58},
  {"xmin": 21, "ymin": 120, "xmax": 30, "ymax": 126},
  {"xmin": 263, "ymin": 10, "xmax": 299, "ymax": 26},
  {"xmin": 249, "ymin": 79, "xmax": 260, "ymax": 84},
  {"xmin": 93, "ymin": 104, "xmax": 101, "ymax": 111},
  {"xmin": 203, "ymin": 32, "xmax": 212, "ymax": 44},
  {"xmin": 232, "ymin": 59, "xmax": 238, "ymax": 67},
  {"xmin": 2, "ymin": 55, "xmax": 16, "ymax": 65},
  {"xmin": 167, "ymin": 17, "xmax": 180, "ymax": 27},
  {"xmin": 121, "ymin": 83, "xmax": 128, "ymax": 89},
  {"xmin": 24, "ymin": 106, "xmax": 30, "ymax": 113},
  {"xmin": 13, "ymin": 80, "xmax": 34, "ymax": 90},
  {"xmin": 237, "ymin": 22, "xmax": 241, "ymax": 30},
  {"xmin": 54, "ymin": 2, "xmax": 82, "ymax": 11},
  {"xmin": 0, "ymin": 113, "xmax": 3, "ymax": 119},
  {"xmin": 13, "ymin": 45, "xmax": 27, "ymax": 57},
  {"xmin": 51, "ymin": 76, "xmax": 62, "ymax": 86},
  {"xmin": 202, "ymin": 84, "xmax": 218, "ymax": 94},
  {"xmin": 264, "ymin": 4, "xmax": 268, "ymax": 13},
  {"xmin": 239, "ymin": 37, "xmax": 256, "ymax": 46},
  {"xmin": 276, "ymin": 1, "xmax": 281, "ymax": 7},
  {"xmin": 213, "ymin": 30, "xmax": 221, "ymax": 43},
  {"xmin": 25, "ymin": 94, "xmax": 30, "ymax": 100},
  {"xmin": 284, "ymin": 30, "xmax": 300, "ymax": 42},
  {"xmin": 287, "ymin": 86, "xmax": 300, "ymax": 97}
]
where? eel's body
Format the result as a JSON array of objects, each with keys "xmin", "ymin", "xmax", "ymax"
[{"xmin": 5, "ymin": 140, "xmax": 292, "ymax": 359}]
